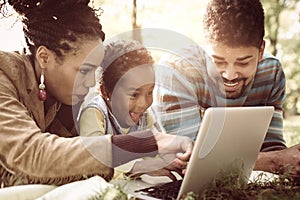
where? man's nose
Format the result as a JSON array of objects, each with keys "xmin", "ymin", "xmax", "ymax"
[{"xmin": 221, "ymin": 66, "xmax": 238, "ymax": 81}]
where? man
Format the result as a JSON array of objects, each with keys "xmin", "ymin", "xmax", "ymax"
[{"xmin": 155, "ymin": 0, "xmax": 299, "ymax": 178}]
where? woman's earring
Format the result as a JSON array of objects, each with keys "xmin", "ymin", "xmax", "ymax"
[
  {"xmin": 106, "ymin": 97, "xmax": 110, "ymax": 102},
  {"xmin": 38, "ymin": 70, "xmax": 47, "ymax": 101}
]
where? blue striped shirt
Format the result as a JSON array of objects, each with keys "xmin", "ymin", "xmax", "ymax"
[{"xmin": 154, "ymin": 44, "xmax": 286, "ymax": 151}]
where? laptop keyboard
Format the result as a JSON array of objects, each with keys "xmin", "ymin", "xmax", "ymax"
[{"xmin": 135, "ymin": 180, "xmax": 182, "ymax": 200}]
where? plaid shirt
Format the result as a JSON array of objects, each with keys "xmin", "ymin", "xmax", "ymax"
[{"xmin": 154, "ymin": 44, "xmax": 286, "ymax": 152}]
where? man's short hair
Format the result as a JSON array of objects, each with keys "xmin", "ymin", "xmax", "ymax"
[{"xmin": 203, "ymin": 0, "xmax": 265, "ymax": 48}]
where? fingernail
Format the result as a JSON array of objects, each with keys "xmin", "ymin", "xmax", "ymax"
[
  {"xmin": 173, "ymin": 159, "xmax": 179, "ymax": 165},
  {"xmin": 177, "ymin": 153, "xmax": 183, "ymax": 157}
]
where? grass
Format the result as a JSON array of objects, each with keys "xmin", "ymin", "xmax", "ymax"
[
  {"xmin": 90, "ymin": 115, "xmax": 300, "ymax": 200},
  {"xmin": 283, "ymin": 115, "xmax": 300, "ymax": 147},
  {"xmin": 180, "ymin": 115, "xmax": 300, "ymax": 200},
  {"xmin": 190, "ymin": 170, "xmax": 300, "ymax": 200}
]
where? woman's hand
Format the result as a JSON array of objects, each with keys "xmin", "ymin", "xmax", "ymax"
[
  {"xmin": 154, "ymin": 132, "xmax": 193, "ymax": 162},
  {"xmin": 155, "ymin": 132, "xmax": 193, "ymax": 175},
  {"xmin": 128, "ymin": 132, "xmax": 193, "ymax": 181}
]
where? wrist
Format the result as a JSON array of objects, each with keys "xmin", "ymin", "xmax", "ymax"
[
  {"xmin": 111, "ymin": 129, "xmax": 158, "ymax": 167},
  {"xmin": 255, "ymin": 151, "xmax": 280, "ymax": 174},
  {"xmin": 153, "ymin": 132, "xmax": 167, "ymax": 154}
]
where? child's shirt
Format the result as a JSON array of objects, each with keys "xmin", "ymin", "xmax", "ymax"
[
  {"xmin": 79, "ymin": 95, "xmax": 154, "ymax": 179},
  {"xmin": 79, "ymin": 95, "xmax": 153, "ymax": 136}
]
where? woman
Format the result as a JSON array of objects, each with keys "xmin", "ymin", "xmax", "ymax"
[{"xmin": 0, "ymin": 0, "xmax": 192, "ymax": 187}]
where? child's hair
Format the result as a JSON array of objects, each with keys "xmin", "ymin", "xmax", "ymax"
[
  {"xmin": 100, "ymin": 40, "xmax": 154, "ymax": 94},
  {"xmin": 1, "ymin": 0, "xmax": 105, "ymax": 61},
  {"xmin": 203, "ymin": 0, "xmax": 265, "ymax": 48}
]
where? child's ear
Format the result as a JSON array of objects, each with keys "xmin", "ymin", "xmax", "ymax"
[{"xmin": 100, "ymin": 85, "xmax": 110, "ymax": 101}]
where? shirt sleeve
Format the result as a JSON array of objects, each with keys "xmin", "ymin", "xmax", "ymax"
[
  {"xmin": 153, "ymin": 46, "xmax": 206, "ymax": 140},
  {"xmin": 261, "ymin": 58, "xmax": 287, "ymax": 151},
  {"xmin": 79, "ymin": 107, "xmax": 106, "ymax": 136},
  {"xmin": 111, "ymin": 130, "xmax": 158, "ymax": 167}
]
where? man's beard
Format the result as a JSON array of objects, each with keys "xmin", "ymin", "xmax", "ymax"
[
  {"xmin": 213, "ymin": 77, "xmax": 247, "ymax": 99},
  {"xmin": 223, "ymin": 78, "xmax": 247, "ymax": 99},
  {"xmin": 225, "ymin": 88, "xmax": 244, "ymax": 99}
]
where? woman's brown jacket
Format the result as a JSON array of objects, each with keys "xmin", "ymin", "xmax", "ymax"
[{"xmin": 0, "ymin": 51, "xmax": 114, "ymax": 187}]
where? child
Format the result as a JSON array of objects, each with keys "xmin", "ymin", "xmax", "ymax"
[
  {"xmin": 79, "ymin": 39, "xmax": 155, "ymax": 136},
  {"xmin": 79, "ymin": 40, "xmax": 181, "ymax": 180}
]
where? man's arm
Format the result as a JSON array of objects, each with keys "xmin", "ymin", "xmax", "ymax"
[
  {"xmin": 259, "ymin": 56, "xmax": 287, "ymax": 151},
  {"xmin": 154, "ymin": 45, "xmax": 210, "ymax": 139},
  {"xmin": 254, "ymin": 144, "xmax": 300, "ymax": 178}
]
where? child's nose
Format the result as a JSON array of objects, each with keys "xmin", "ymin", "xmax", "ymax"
[{"xmin": 136, "ymin": 96, "xmax": 148, "ymax": 109}]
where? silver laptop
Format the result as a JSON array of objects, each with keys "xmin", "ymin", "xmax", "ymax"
[{"xmin": 131, "ymin": 106, "xmax": 274, "ymax": 200}]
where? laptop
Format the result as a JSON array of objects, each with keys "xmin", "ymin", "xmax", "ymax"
[{"xmin": 131, "ymin": 106, "xmax": 274, "ymax": 200}]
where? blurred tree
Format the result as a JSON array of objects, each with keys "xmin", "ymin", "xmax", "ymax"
[
  {"xmin": 262, "ymin": 0, "xmax": 300, "ymax": 115},
  {"xmin": 262, "ymin": 0, "xmax": 298, "ymax": 56},
  {"xmin": 132, "ymin": 0, "xmax": 142, "ymax": 42}
]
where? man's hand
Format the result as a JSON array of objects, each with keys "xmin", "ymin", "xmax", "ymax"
[{"xmin": 254, "ymin": 144, "xmax": 300, "ymax": 179}]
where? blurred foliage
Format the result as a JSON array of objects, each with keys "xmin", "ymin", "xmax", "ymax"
[
  {"xmin": 94, "ymin": 0, "xmax": 300, "ymax": 115},
  {"xmin": 261, "ymin": 0, "xmax": 300, "ymax": 115},
  {"xmin": 1, "ymin": 1, "xmax": 299, "ymax": 112},
  {"xmin": 284, "ymin": 115, "xmax": 300, "ymax": 147}
]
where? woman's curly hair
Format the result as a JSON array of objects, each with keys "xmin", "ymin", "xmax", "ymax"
[
  {"xmin": 100, "ymin": 40, "xmax": 154, "ymax": 94},
  {"xmin": 203, "ymin": 0, "xmax": 265, "ymax": 48},
  {"xmin": 1, "ymin": 0, "xmax": 105, "ymax": 59}
]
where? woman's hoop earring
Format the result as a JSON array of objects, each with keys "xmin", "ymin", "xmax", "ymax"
[{"xmin": 38, "ymin": 70, "xmax": 47, "ymax": 101}]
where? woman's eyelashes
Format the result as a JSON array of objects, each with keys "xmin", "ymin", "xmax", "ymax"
[
  {"xmin": 79, "ymin": 63, "xmax": 98, "ymax": 75},
  {"xmin": 80, "ymin": 69, "xmax": 89, "ymax": 75}
]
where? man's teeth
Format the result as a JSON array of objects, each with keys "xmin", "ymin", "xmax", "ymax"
[{"xmin": 224, "ymin": 82, "xmax": 239, "ymax": 87}]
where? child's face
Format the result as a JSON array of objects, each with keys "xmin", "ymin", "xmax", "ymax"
[{"xmin": 109, "ymin": 64, "xmax": 155, "ymax": 128}]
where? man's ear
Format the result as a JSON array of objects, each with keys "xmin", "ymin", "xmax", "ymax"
[
  {"xmin": 258, "ymin": 40, "xmax": 265, "ymax": 61},
  {"xmin": 35, "ymin": 46, "xmax": 54, "ymax": 69}
]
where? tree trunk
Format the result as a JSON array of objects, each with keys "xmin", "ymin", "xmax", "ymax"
[{"xmin": 132, "ymin": 0, "xmax": 142, "ymax": 43}]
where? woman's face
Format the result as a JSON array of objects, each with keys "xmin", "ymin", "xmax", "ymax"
[
  {"xmin": 109, "ymin": 64, "xmax": 155, "ymax": 128},
  {"xmin": 45, "ymin": 40, "xmax": 104, "ymax": 105}
]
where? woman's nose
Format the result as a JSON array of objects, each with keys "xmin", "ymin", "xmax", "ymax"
[{"xmin": 85, "ymin": 74, "xmax": 96, "ymax": 88}]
